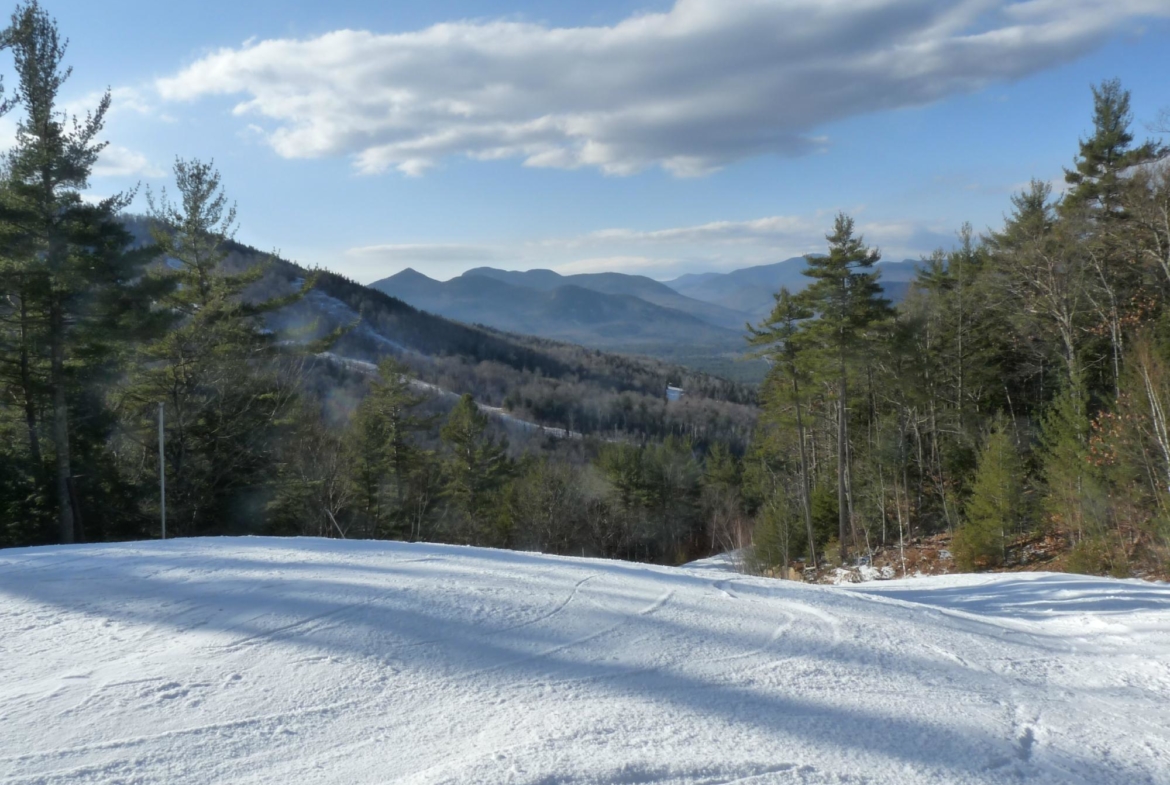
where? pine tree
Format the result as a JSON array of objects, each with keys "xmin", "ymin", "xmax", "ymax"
[
  {"xmin": 988, "ymin": 180, "xmax": 1089, "ymax": 388},
  {"xmin": 1039, "ymin": 379, "xmax": 1107, "ymax": 543},
  {"xmin": 701, "ymin": 443, "xmax": 745, "ymax": 555},
  {"xmin": 752, "ymin": 484, "xmax": 801, "ymax": 577},
  {"xmin": 953, "ymin": 422, "xmax": 1025, "ymax": 571},
  {"xmin": 440, "ymin": 393, "xmax": 511, "ymax": 543},
  {"xmin": 121, "ymin": 158, "xmax": 303, "ymax": 535},
  {"xmin": 1062, "ymin": 81, "xmax": 1166, "ymax": 397},
  {"xmin": 1064, "ymin": 79, "xmax": 1165, "ymax": 218},
  {"xmin": 748, "ymin": 287, "xmax": 817, "ymax": 566},
  {"xmin": 346, "ymin": 357, "xmax": 430, "ymax": 537},
  {"xmin": 643, "ymin": 436, "xmax": 702, "ymax": 561},
  {"xmin": 267, "ymin": 400, "xmax": 351, "ymax": 538},
  {"xmin": 799, "ymin": 214, "xmax": 893, "ymax": 562},
  {"xmin": 0, "ymin": 2, "xmax": 155, "ymax": 542}
]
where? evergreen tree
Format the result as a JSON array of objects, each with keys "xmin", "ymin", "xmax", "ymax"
[
  {"xmin": 267, "ymin": 399, "xmax": 351, "ymax": 537},
  {"xmin": 1062, "ymin": 80, "xmax": 1166, "ymax": 397},
  {"xmin": 120, "ymin": 158, "xmax": 303, "ymax": 535},
  {"xmin": 440, "ymin": 393, "xmax": 511, "ymax": 543},
  {"xmin": 0, "ymin": 2, "xmax": 155, "ymax": 542},
  {"xmin": 953, "ymin": 422, "xmax": 1025, "ymax": 571},
  {"xmin": 643, "ymin": 436, "xmax": 702, "ymax": 561},
  {"xmin": 1039, "ymin": 379, "xmax": 1107, "ymax": 543},
  {"xmin": 748, "ymin": 287, "xmax": 817, "ymax": 565},
  {"xmin": 752, "ymin": 484, "xmax": 802, "ymax": 577},
  {"xmin": 988, "ymin": 180, "xmax": 1089, "ymax": 387},
  {"xmin": 798, "ymin": 214, "xmax": 893, "ymax": 562},
  {"xmin": 1064, "ymin": 79, "xmax": 1165, "ymax": 218},
  {"xmin": 346, "ymin": 357, "xmax": 430, "ymax": 537},
  {"xmin": 511, "ymin": 457, "xmax": 584, "ymax": 555},
  {"xmin": 701, "ymin": 443, "xmax": 746, "ymax": 554}
]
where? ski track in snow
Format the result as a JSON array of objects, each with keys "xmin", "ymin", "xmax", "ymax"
[{"xmin": 1, "ymin": 538, "xmax": 1169, "ymax": 784}]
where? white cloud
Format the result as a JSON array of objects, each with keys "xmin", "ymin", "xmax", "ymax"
[
  {"xmin": 93, "ymin": 145, "xmax": 165, "ymax": 178},
  {"xmin": 552, "ymin": 255, "xmax": 668, "ymax": 275},
  {"xmin": 64, "ymin": 86, "xmax": 157, "ymax": 121},
  {"xmin": 575, "ymin": 215, "xmax": 823, "ymax": 247},
  {"xmin": 156, "ymin": 0, "xmax": 1167, "ymax": 177},
  {"xmin": 346, "ymin": 243, "xmax": 501, "ymax": 264},
  {"xmin": 338, "ymin": 211, "xmax": 956, "ymax": 281}
]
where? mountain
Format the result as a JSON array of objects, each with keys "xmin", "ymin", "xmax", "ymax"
[
  {"xmin": 463, "ymin": 267, "xmax": 751, "ymax": 331},
  {"xmin": 252, "ymin": 252, "xmax": 759, "ymax": 444},
  {"xmin": 370, "ymin": 268, "xmax": 749, "ymax": 360},
  {"xmin": 667, "ymin": 258, "xmax": 920, "ymax": 318}
]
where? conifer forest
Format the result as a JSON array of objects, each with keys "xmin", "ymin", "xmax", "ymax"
[{"xmin": 2, "ymin": 1, "xmax": 1170, "ymax": 583}]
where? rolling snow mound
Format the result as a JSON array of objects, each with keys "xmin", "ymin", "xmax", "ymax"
[{"xmin": 2, "ymin": 538, "xmax": 1169, "ymax": 784}]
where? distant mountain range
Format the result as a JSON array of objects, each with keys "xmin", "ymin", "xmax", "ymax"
[
  {"xmin": 666, "ymin": 257, "xmax": 919, "ymax": 319},
  {"xmin": 373, "ymin": 268, "xmax": 744, "ymax": 350},
  {"xmin": 370, "ymin": 258, "xmax": 919, "ymax": 379},
  {"xmin": 462, "ymin": 267, "xmax": 749, "ymax": 331}
]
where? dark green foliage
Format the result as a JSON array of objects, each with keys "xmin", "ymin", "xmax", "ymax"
[
  {"xmin": 116, "ymin": 159, "xmax": 303, "ymax": 537},
  {"xmin": 0, "ymin": 2, "xmax": 157, "ymax": 544},
  {"xmin": 1064, "ymin": 79, "xmax": 1166, "ymax": 217},
  {"xmin": 345, "ymin": 358, "xmax": 431, "ymax": 537},
  {"xmin": 743, "ymin": 83, "xmax": 1170, "ymax": 576},
  {"xmin": 3, "ymin": 11, "xmax": 1170, "ymax": 584},
  {"xmin": 795, "ymin": 214, "xmax": 893, "ymax": 562},
  {"xmin": 440, "ymin": 393, "xmax": 513, "ymax": 544},
  {"xmin": 752, "ymin": 484, "xmax": 804, "ymax": 574},
  {"xmin": 1038, "ymin": 380, "xmax": 1108, "ymax": 541},
  {"xmin": 953, "ymin": 424, "xmax": 1025, "ymax": 571}
]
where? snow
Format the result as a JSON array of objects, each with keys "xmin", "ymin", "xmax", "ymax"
[
  {"xmin": 317, "ymin": 352, "xmax": 582, "ymax": 441},
  {"xmin": 2, "ymin": 539, "xmax": 1169, "ymax": 784},
  {"xmin": 681, "ymin": 549, "xmax": 746, "ymax": 573},
  {"xmin": 824, "ymin": 565, "xmax": 900, "ymax": 584}
]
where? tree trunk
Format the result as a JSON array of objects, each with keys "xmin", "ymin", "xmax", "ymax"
[
  {"xmin": 49, "ymin": 297, "xmax": 74, "ymax": 544},
  {"xmin": 791, "ymin": 374, "xmax": 816, "ymax": 569},
  {"xmin": 18, "ymin": 283, "xmax": 43, "ymax": 466},
  {"xmin": 838, "ymin": 354, "xmax": 849, "ymax": 564}
]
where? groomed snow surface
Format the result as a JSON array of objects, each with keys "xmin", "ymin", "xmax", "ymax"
[{"xmin": 2, "ymin": 539, "xmax": 1169, "ymax": 784}]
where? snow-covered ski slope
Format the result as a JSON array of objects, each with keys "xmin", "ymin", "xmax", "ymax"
[{"xmin": 2, "ymin": 539, "xmax": 1169, "ymax": 784}]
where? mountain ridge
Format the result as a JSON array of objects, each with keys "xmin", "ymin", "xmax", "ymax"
[
  {"xmin": 371, "ymin": 267, "xmax": 747, "ymax": 357},
  {"xmin": 665, "ymin": 256, "xmax": 920, "ymax": 317}
]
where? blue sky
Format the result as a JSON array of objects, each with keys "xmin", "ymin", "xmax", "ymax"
[{"xmin": 11, "ymin": 0, "xmax": 1170, "ymax": 282}]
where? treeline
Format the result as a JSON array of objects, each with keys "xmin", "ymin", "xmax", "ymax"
[
  {"xmin": 744, "ymin": 79, "xmax": 1170, "ymax": 577},
  {"xmin": 293, "ymin": 269, "xmax": 760, "ymax": 449},
  {"xmin": 5, "ymin": 0, "xmax": 1170, "ymax": 581},
  {"xmin": 268, "ymin": 363, "xmax": 746, "ymax": 565},
  {"xmin": 0, "ymin": 2, "xmax": 747, "ymax": 563}
]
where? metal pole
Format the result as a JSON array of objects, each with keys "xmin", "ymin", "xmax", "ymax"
[{"xmin": 159, "ymin": 402, "xmax": 166, "ymax": 540}]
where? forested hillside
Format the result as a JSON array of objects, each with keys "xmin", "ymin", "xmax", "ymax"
[
  {"xmin": 747, "ymin": 79, "xmax": 1170, "ymax": 580},
  {"xmin": 371, "ymin": 266, "xmax": 758, "ymax": 379},
  {"xmin": 667, "ymin": 257, "xmax": 920, "ymax": 318},
  {"xmin": 0, "ymin": 1, "xmax": 759, "ymax": 561},
  {"xmin": 1, "ymin": 2, "xmax": 1169, "ymax": 581}
]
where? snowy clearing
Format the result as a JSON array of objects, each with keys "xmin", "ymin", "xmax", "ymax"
[{"xmin": 2, "ymin": 539, "xmax": 1169, "ymax": 784}]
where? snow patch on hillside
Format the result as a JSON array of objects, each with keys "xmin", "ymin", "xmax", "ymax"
[{"xmin": 2, "ymin": 538, "xmax": 1168, "ymax": 784}]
